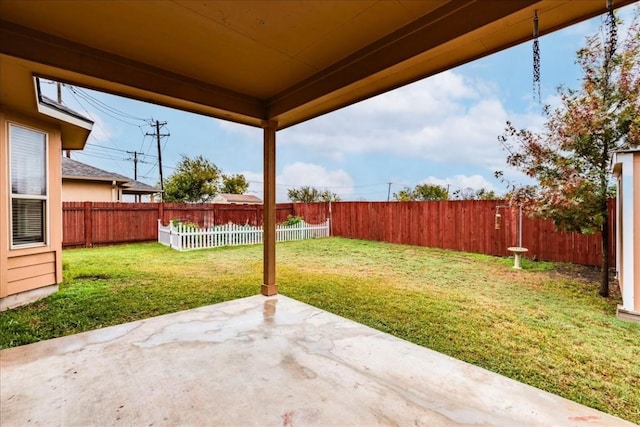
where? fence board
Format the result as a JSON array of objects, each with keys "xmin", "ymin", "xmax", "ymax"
[
  {"xmin": 63, "ymin": 200, "xmax": 616, "ymax": 267},
  {"xmin": 158, "ymin": 219, "xmax": 330, "ymax": 251},
  {"xmin": 61, "ymin": 202, "xmax": 86, "ymax": 247},
  {"xmin": 63, "ymin": 202, "xmax": 297, "ymax": 248},
  {"xmin": 328, "ymin": 200, "xmax": 615, "ymax": 267}
]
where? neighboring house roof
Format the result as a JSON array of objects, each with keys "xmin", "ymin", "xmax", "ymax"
[
  {"xmin": 216, "ymin": 193, "xmax": 263, "ymax": 204},
  {"xmin": 62, "ymin": 157, "xmax": 129, "ymax": 183},
  {"xmin": 62, "ymin": 157, "xmax": 162, "ymax": 196},
  {"xmin": 122, "ymin": 179, "xmax": 163, "ymax": 195}
]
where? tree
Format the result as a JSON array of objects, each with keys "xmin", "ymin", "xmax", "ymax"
[
  {"xmin": 221, "ymin": 174, "xmax": 249, "ymax": 194},
  {"xmin": 393, "ymin": 184, "xmax": 449, "ymax": 201},
  {"xmin": 163, "ymin": 155, "xmax": 221, "ymax": 203},
  {"xmin": 498, "ymin": 11, "xmax": 639, "ymax": 296},
  {"xmin": 287, "ymin": 186, "xmax": 341, "ymax": 202},
  {"xmin": 393, "ymin": 187, "xmax": 415, "ymax": 201},
  {"xmin": 413, "ymin": 183, "xmax": 450, "ymax": 200}
]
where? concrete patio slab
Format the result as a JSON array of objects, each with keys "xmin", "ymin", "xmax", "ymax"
[{"xmin": 1, "ymin": 295, "xmax": 633, "ymax": 426}]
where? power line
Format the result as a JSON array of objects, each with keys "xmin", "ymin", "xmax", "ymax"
[
  {"xmin": 87, "ymin": 143, "xmax": 157, "ymax": 161},
  {"xmin": 66, "ymin": 85, "xmax": 148, "ymax": 128},
  {"xmin": 66, "ymin": 90, "xmax": 125, "ymax": 153},
  {"xmin": 73, "ymin": 151, "xmax": 127, "ymax": 163},
  {"xmin": 71, "ymin": 86, "xmax": 147, "ymax": 121}
]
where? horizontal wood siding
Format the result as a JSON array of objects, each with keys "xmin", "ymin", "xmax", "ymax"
[{"xmin": 7, "ymin": 251, "xmax": 56, "ymax": 295}]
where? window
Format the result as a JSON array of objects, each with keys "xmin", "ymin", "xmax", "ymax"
[{"xmin": 9, "ymin": 124, "xmax": 48, "ymax": 247}]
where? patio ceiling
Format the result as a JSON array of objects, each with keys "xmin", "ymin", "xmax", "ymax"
[{"xmin": 0, "ymin": 0, "xmax": 634, "ymax": 130}]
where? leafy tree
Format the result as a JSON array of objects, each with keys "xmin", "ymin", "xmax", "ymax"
[
  {"xmin": 221, "ymin": 174, "xmax": 249, "ymax": 194},
  {"xmin": 413, "ymin": 183, "xmax": 450, "ymax": 200},
  {"xmin": 498, "ymin": 11, "xmax": 639, "ymax": 296},
  {"xmin": 452, "ymin": 187, "xmax": 501, "ymax": 200},
  {"xmin": 287, "ymin": 186, "xmax": 341, "ymax": 202},
  {"xmin": 393, "ymin": 184, "xmax": 449, "ymax": 201},
  {"xmin": 163, "ymin": 155, "xmax": 221, "ymax": 203},
  {"xmin": 393, "ymin": 187, "xmax": 415, "ymax": 201}
]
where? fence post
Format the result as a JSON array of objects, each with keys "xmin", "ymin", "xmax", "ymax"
[
  {"xmin": 158, "ymin": 202, "xmax": 164, "ymax": 225},
  {"xmin": 84, "ymin": 201, "xmax": 93, "ymax": 248}
]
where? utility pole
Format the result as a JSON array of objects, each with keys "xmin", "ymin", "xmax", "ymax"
[
  {"xmin": 146, "ymin": 120, "xmax": 169, "ymax": 195},
  {"xmin": 126, "ymin": 150, "xmax": 142, "ymax": 202},
  {"xmin": 387, "ymin": 182, "xmax": 392, "ymax": 202},
  {"xmin": 134, "ymin": 151, "xmax": 139, "ymax": 203},
  {"xmin": 126, "ymin": 151, "xmax": 140, "ymax": 180}
]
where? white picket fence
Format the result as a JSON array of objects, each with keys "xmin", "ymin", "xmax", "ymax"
[{"xmin": 158, "ymin": 219, "xmax": 330, "ymax": 251}]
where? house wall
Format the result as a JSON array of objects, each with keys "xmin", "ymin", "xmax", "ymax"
[
  {"xmin": 0, "ymin": 109, "xmax": 63, "ymax": 311},
  {"xmin": 62, "ymin": 180, "xmax": 121, "ymax": 202},
  {"xmin": 614, "ymin": 151, "xmax": 640, "ymax": 320},
  {"xmin": 634, "ymin": 154, "xmax": 640, "ymax": 312}
]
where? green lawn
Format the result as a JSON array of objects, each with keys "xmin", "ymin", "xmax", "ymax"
[{"xmin": 1, "ymin": 238, "xmax": 639, "ymax": 423}]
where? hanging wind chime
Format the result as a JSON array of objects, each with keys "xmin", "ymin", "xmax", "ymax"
[
  {"xmin": 532, "ymin": 10, "xmax": 541, "ymax": 103},
  {"xmin": 604, "ymin": 0, "xmax": 618, "ymax": 71}
]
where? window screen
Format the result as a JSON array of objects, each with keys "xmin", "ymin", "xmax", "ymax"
[{"xmin": 9, "ymin": 124, "xmax": 48, "ymax": 246}]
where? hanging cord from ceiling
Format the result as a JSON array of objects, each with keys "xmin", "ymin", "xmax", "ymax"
[
  {"xmin": 603, "ymin": 0, "xmax": 618, "ymax": 81},
  {"xmin": 532, "ymin": 10, "xmax": 541, "ymax": 104}
]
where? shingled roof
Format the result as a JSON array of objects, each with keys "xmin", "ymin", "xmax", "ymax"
[
  {"xmin": 62, "ymin": 157, "xmax": 162, "ymax": 196},
  {"xmin": 62, "ymin": 156, "xmax": 129, "ymax": 183},
  {"xmin": 216, "ymin": 193, "xmax": 263, "ymax": 204},
  {"xmin": 123, "ymin": 179, "xmax": 163, "ymax": 195}
]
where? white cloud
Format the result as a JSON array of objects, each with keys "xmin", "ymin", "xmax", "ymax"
[
  {"xmin": 86, "ymin": 114, "xmax": 114, "ymax": 143},
  {"xmin": 238, "ymin": 162, "xmax": 354, "ymax": 202},
  {"xmin": 219, "ymin": 120, "xmax": 261, "ymax": 139},
  {"xmin": 275, "ymin": 70, "xmax": 544, "ymax": 169},
  {"xmin": 235, "ymin": 170, "xmax": 265, "ymax": 199}
]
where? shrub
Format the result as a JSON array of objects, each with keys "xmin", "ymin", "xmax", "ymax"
[{"xmin": 282, "ymin": 215, "xmax": 303, "ymax": 226}]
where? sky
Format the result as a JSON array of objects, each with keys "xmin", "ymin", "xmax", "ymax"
[{"xmin": 42, "ymin": 5, "xmax": 635, "ymax": 202}]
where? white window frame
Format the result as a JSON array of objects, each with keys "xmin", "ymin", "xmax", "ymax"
[{"xmin": 8, "ymin": 122, "xmax": 49, "ymax": 249}]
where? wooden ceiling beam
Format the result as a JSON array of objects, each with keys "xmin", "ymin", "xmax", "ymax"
[
  {"xmin": 0, "ymin": 20, "xmax": 267, "ymax": 126},
  {"xmin": 267, "ymin": 0, "xmax": 537, "ymax": 122}
]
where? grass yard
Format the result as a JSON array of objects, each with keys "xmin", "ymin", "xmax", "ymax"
[{"xmin": 1, "ymin": 238, "xmax": 639, "ymax": 423}]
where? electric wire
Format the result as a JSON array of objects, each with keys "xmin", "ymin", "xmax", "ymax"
[
  {"xmin": 70, "ymin": 86, "xmax": 147, "ymax": 121},
  {"xmin": 68, "ymin": 86, "xmax": 145, "ymax": 128}
]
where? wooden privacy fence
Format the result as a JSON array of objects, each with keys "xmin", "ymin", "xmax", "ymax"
[
  {"xmin": 62, "ymin": 202, "xmax": 304, "ymax": 248},
  {"xmin": 329, "ymin": 200, "xmax": 616, "ymax": 267},
  {"xmin": 158, "ymin": 219, "xmax": 330, "ymax": 251},
  {"xmin": 63, "ymin": 200, "xmax": 615, "ymax": 267}
]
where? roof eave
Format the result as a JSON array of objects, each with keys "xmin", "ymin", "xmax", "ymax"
[
  {"xmin": 62, "ymin": 175, "xmax": 129, "ymax": 184},
  {"xmin": 34, "ymin": 78, "xmax": 94, "ymax": 149}
]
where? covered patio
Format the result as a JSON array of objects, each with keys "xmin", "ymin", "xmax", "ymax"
[
  {"xmin": 1, "ymin": 0, "xmax": 634, "ymax": 297},
  {"xmin": 0, "ymin": 1, "xmax": 635, "ymax": 424},
  {"xmin": 1, "ymin": 295, "xmax": 633, "ymax": 425}
]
